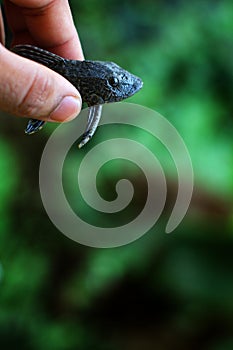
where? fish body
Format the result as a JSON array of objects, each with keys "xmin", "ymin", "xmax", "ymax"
[{"xmin": 12, "ymin": 45, "xmax": 143, "ymax": 147}]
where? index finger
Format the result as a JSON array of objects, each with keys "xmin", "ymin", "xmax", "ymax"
[
  {"xmin": 0, "ymin": 9, "xmax": 5, "ymax": 44},
  {"xmin": 4, "ymin": 0, "xmax": 84, "ymax": 60}
]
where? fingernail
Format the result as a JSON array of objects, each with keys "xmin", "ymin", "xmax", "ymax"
[{"xmin": 49, "ymin": 95, "xmax": 81, "ymax": 122}]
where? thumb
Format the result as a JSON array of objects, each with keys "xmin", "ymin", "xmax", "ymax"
[{"xmin": 0, "ymin": 44, "xmax": 82, "ymax": 122}]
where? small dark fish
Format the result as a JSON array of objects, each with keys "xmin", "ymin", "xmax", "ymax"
[{"xmin": 12, "ymin": 45, "xmax": 143, "ymax": 148}]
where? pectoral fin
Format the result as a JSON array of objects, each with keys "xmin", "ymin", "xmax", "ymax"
[
  {"xmin": 78, "ymin": 105, "xmax": 103, "ymax": 148},
  {"xmin": 25, "ymin": 119, "xmax": 46, "ymax": 135}
]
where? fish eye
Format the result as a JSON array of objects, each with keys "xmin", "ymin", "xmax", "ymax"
[{"xmin": 108, "ymin": 76, "xmax": 119, "ymax": 87}]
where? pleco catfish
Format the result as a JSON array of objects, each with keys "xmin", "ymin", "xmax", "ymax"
[{"xmin": 12, "ymin": 45, "xmax": 143, "ymax": 148}]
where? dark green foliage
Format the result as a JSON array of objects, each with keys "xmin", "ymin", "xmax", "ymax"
[{"xmin": 0, "ymin": 0, "xmax": 233, "ymax": 349}]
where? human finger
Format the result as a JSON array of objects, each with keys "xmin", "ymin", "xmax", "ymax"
[
  {"xmin": 0, "ymin": 8, "xmax": 5, "ymax": 44},
  {"xmin": 4, "ymin": 0, "xmax": 84, "ymax": 59},
  {"xmin": 0, "ymin": 44, "xmax": 82, "ymax": 121}
]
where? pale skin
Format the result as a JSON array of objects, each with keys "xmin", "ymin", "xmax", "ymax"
[{"xmin": 0, "ymin": 0, "xmax": 84, "ymax": 122}]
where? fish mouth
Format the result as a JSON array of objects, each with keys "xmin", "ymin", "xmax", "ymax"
[
  {"xmin": 134, "ymin": 76, "xmax": 143, "ymax": 92},
  {"xmin": 128, "ymin": 76, "xmax": 143, "ymax": 97}
]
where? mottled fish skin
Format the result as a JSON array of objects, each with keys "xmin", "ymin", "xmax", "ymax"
[{"xmin": 12, "ymin": 45, "xmax": 143, "ymax": 147}]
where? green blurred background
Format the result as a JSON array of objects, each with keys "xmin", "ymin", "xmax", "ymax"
[{"xmin": 1, "ymin": 0, "xmax": 233, "ymax": 349}]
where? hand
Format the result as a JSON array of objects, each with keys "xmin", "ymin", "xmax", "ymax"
[{"xmin": 0, "ymin": 0, "xmax": 84, "ymax": 122}]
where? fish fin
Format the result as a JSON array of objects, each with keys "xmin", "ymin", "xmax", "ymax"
[
  {"xmin": 78, "ymin": 105, "xmax": 103, "ymax": 148},
  {"xmin": 25, "ymin": 119, "xmax": 46, "ymax": 135},
  {"xmin": 12, "ymin": 45, "xmax": 65, "ymax": 68}
]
